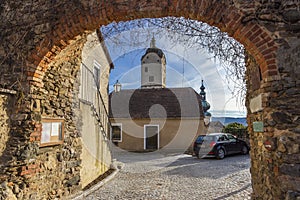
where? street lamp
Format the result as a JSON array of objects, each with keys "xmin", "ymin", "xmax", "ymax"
[
  {"xmin": 204, "ymin": 112, "xmax": 211, "ymax": 126},
  {"xmin": 113, "ymin": 80, "xmax": 122, "ymax": 93}
]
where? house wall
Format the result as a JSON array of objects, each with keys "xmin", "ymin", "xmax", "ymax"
[
  {"xmin": 80, "ymin": 103, "xmax": 111, "ymax": 188},
  {"xmin": 81, "ymin": 31, "xmax": 111, "ymax": 110},
  {"xmin": 111, "ymin": 118, "xmax": 204, "ymax": 152},
  {"xmin": 80, "ymin": 31, "xmax": 112, "ymax": 189}
]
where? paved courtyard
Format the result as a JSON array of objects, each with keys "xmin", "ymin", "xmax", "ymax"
[{"xmin": 86, "ymin": 150, "xmax": 252, "ymax": 200}]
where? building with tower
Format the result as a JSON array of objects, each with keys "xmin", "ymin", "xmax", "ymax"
[
  {"xmin": 141, "ymin": 37, "xmax": 166, "ymax": 89},
  {"xmin": 109, "ymin": 38, "xmax": 206, "ymax": 152}
]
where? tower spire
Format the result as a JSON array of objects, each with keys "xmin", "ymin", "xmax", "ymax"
[
  {"xmin": 200, "ymin": 80, "xmax": 206, "ymax": 100},
  {"xmin": 200, "ymin": 80, "xmax": 211, "ymax": 116},
  {"xmin": 150, "ymin": 35, "xmax": 156, "ymax": 48}
]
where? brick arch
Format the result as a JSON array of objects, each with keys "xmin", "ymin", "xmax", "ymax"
[
  {"xmin": 27, "ymin": 0, "xmax": 279, "ymax": 87},
  {"xmin": 16, "ymin": 0, "xmax": 296, "ymax": 199}
]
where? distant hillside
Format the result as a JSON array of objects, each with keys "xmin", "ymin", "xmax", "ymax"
[{"xmin": 211, "ymin": 117, "xmax": 247, "ymax": 126}]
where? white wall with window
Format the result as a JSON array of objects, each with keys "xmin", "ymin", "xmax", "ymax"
[
  {"xmin": 79, "ymin": 31, "xmax": 113, "ymax": 189},
  {"xmin": 93, "ymin": 61, "xmax": 101, "ymax": 89},
  {"xmin": 79, "ymin": 60, "xmax": 102, "ymax": 106}
]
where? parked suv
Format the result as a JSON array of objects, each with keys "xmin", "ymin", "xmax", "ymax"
[{"xmin": 193, "ymin": 133, "xmax": 250, "ymax": 159}]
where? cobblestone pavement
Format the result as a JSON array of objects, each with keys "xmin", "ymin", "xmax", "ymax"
[{"xmin": 85, "ymin": 150, "xmax": 252, "ymax": 200}]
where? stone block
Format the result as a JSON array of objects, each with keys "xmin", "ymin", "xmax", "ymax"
[
  {"xmin": 279, "ymin": 163, "xmax": 300, "ymax": 177},
  {"xmin": 65, "ymin": 175, "xmax": 80, "ymax": 186},
  {"xmin": 271, "ymin": 112, "xmax": 292, "ymax": 124},
  {"xmin": 282, "ymin": 154, "xmax": 300, "ymax": 164},
  {"xmin": 250, "ymin": 94, "xmax": 263, "ymax": 113},
  {"xmin": 278, "ymin": 175, "xmax": 300, "ymax": 192}
]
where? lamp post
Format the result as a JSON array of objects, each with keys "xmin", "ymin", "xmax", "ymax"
[
  {"xmin": 113, "ymin": 80, "xmax": 121, "ymax": 93},
  {"xmin": 204, "ymin": 114, "xmax": 211, "ymax": 126}
]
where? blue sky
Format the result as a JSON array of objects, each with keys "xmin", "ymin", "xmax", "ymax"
[{"xmin": 103, "ymin": 27, "xmax": 247, "ymax": 118}]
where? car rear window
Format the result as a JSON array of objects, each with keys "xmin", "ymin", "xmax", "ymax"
[{"xmin": 203, "ymin": 135, "xmax": 217, "ymax": 142}]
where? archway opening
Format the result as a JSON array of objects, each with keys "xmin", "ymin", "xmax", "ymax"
[{"xmin": 99, "ymin": 17, "xmax": 252, "ymax": 198}]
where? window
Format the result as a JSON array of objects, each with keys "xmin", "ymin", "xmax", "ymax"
[
  {"xmin": 145, "ymin": 67, "xmax": 148, "ymax": 72},
  {"xmin": 40, "ymin": 118, "xmax": 64, "ymax": 147},
  {"xmin": 218, "ymin": 135, "xmax": 228, "ymax": 142},
  {"xmin": 149, "ymin": 76, "xmax": 154, "ymax": 82},
  {"xmin": 111, "ymin": 124, "xmax": 122, "ymax": 142},
  {"xmin": 93, "ymin": 61, "xmax": 101, "ymax": 88},
  {"xmin": 226, "ymin": 134, "xmax": 237, "ymax": 142}
]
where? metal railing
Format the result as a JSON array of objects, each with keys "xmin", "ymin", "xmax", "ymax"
[{"xmin": 80, "ymin": 62, "xmax": 111, "ymax": 139}]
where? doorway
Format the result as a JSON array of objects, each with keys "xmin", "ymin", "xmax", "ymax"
[{"xmin": 144, "ymin": 125, "xmax": 159, "ymax": 150}]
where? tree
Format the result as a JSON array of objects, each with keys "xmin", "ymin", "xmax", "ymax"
[{"xmin": 222, "ymin": 122, "xmax": 248, "ymax": 139}]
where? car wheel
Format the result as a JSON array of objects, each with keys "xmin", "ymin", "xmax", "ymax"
[
  {"xmin": 241, "ymin": 145, "xmax": 249, "ymax": 155},
  {"xmin": 216, "ymin": 148, "xmax": 225, "ymax": 159}
]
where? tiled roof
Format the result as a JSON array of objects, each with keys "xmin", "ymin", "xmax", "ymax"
[{"xmin": 109, "ymin": 87, "xmax": 204, "ymax": 119}]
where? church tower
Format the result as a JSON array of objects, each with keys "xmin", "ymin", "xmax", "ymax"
[{"xmin": 141, "ymin": 36, "xmax": 166, "ymax": 89}]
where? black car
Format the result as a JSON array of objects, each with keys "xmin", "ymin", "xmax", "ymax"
[{"xmin": 193, "ymin": 133, "xmax": 250, "ymax": 159}]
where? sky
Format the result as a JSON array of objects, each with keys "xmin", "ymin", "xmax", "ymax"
[{"xmin": 102, "ymin": 25, "xmax": 247, "ymax": 118}]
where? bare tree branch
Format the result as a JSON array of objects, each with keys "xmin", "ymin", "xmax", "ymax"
[{"xmin": 101, "ymin": 17, "xmax": 246, "ymax": 108}]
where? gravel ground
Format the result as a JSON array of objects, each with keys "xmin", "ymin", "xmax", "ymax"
[{"xmin": 85, "ymin": 150, "xmax": 252, "ymax": 200}]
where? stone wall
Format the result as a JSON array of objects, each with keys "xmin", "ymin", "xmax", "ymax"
[
  {"xmin": 0, "ymin": 31, "xmax": 113, "ymax": 199},
  {"xmin": 0, "ymin": 34, "xmax": 87, "ymax": 199},
  {"xmin": 246, "ymin": 46, "xmax": 300, "ymax": 199},
  {"xmin": 0, "ymin": 93, "xmax": 15, "ymax": 199},
  {"xmin": 0, "ymin": 94, "xmax": 11, "ymax": 155},
  {"xmin": 28, "ymin": 34, "xmax": 86, "ymax": 199}
]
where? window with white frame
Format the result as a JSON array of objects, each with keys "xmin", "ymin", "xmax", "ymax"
[
  {"xmin": 93, "ymin": 61, "xmax": 101, "ymax": 89},
  {"xmin": 111, "ymin": 124, "xmax": 122, "ymax": 142}
]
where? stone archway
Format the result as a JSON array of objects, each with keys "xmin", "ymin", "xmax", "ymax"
[{"xmin": 0, "ymin": 1, "xmax": 299, "ymax": 199}]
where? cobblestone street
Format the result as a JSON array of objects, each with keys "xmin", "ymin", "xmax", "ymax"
[{"xmin": 85, "ymin": 150, "xmax": 252, "ymax": 200}]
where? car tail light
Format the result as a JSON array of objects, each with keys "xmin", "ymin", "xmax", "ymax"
[{"xmin": 210, "ymin": 141, "xmax": 216, "ymax": 147}]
